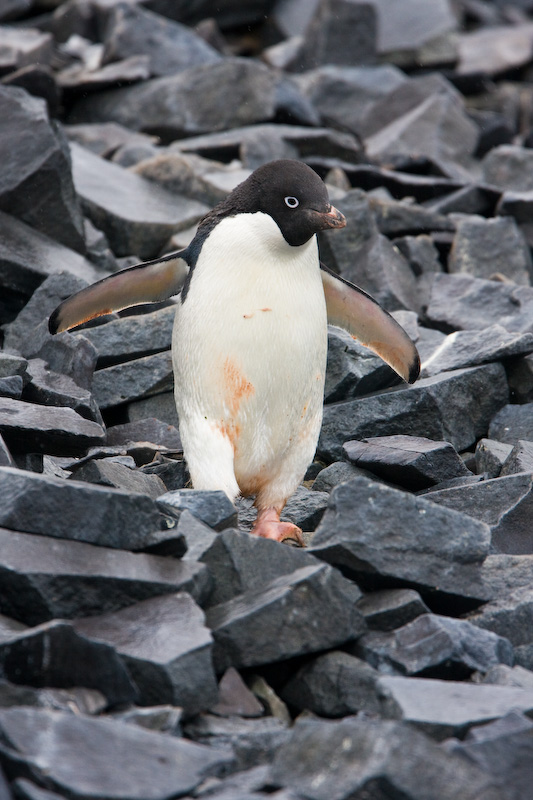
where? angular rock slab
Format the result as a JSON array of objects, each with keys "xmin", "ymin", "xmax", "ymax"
[
  {"xmin": 74, "ymin": 593, "xmax": 218, "ymax": 714},
  {"xmin": 157, "ymin": 489, "xmax": 237, "ymax": 531},
  {"xmin": 343, "ymin": 435, "xmax": 470, "ymax": 490},
  {"xmin": 310, "ymin": 476, "xmax": 491, "ymax": 604},
  {"xmin": 357, "ymin": 588, "xmax": 430, "ymax": 631},
  {"xmin": 378, "ymin": 675, "xmax": 533, "ymax": 741},
  {"xmin": 448, "ymin": 215, "xmax": 532, "ymax": 285},
  {"xmin": 280, "ymin": 650, "xmax": 382, "ymax": 718},
  {"xmin": 353, "ymin": 613, "xmax": 513, "ymax": 677},
  {"xmin": 270, "ymin": 716, "xmax": 501, "ymax": 800},
  {"xmin": 206, "ymin": 563, "xmax": 365, "ymax": 673},
  {"xmin": 489, "ymin": 403, "xmax": 533, "ymax": 446},
  {"xmin": 0, "ymin": 399, "xmax": 104, "ymax": 456},
  {"xmin": 0, "ymin": 619, "xmax": 136, "ymax": 706},
  {"xmin": 82, "ymin": 305, "xmax": 175, "ymax": 364},
  {"xmin": 0, "ymin": 707, "xmax": 234, "ymax": 800},
  {"xmin": 0, "ymin": 467, "xmax": 166, "ymax": 550},
  {"xmin": 0, "ymin": 527, "xmax": 208, "ymax": 626},
  {"xmin": 425, "ymin": 472, "xmax": 533, "ymax": 555},
  {"xmin": 468, "ymin": 586, "xmax": 533, "ymax": 649},
  {"xmin": 319, "ymin": 363, "xmax": 509, "ymax": 461},
  {"xmin": 71, "ymin": 143, "xmax": 208, "ymax": 259}
]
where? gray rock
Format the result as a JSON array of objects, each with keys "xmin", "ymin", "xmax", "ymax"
[
  {"xmin": 365, "ymin": 93, "xmax": 478, "ymax": 176},
  {"xmin": 70, "ymin": 143, "xmax": 208, "ymax": 259},
  {"xmin": 324, "ymin": 326, "xmax": 398, "ymax": 403},
  {"xmin": 353, "ymin": 613, "xmax": 513, "ymax": 677},
  {"xmin": 65, "ymin": 122, "xmax": 158, "ymax": 159},
  {"xmin": 0, "ymin": 26, "xmax": 52, "ymax": 72},
  {"xmin": 127, "ymin": 390, "xmax": 179, "ymax": 428},
  {"xmin": 457, "ymin": 23, "xmax": 533, "ymax": 77},
  {"xmin": 489, "ymin": 403, "xmax": 533, "ymax": 445},
  {"xmin": 210, "ymin": 667, "xmax": 264, "ymax": 718},
  {"xmin": 0, "ymin": 376, "xmax": 22, "ymax": 399},
  {"xmin": 3, "ymin": 273, "xmax": 90, "ymax": 357},
  {"xmin": 426, "ymin": 273, "xmax": 533, "ymax": 334},
  {"xmin": 0, "ymin": 707, "xmax": 233, "ymax": 800},
  {"xmin": 378, "ymin": 675, "xmax": 533, "ymax": 742},
  {"xmin": 105, "ymin": 417, "xmax": 181, "ymax": 450},
  {"xmin": 368, "ymin": 0, "xmax": 457, "ymax": 58},
  {"xmin": 74, "ymin": 593, "xmax": 218, "ymax": 713},
  {"xmin": 0, "ymin": 680, "xmax": 105, "ymax": 715},
  {"xmin": 157, "ymin": 489, "xmax": 237, "ymax": 532},
  {"xmin": 0, "ymin": 86, "xmax": 84, "ymax": 252},
  {"xmin": 483, "ymin": 144, "xmax": 533, "ymax": 192},
  {"xmin": 0, "ymin": 399, "xmax": 104, "ymax": 457},
  {"xmin": 92, "ymin": 350, "xmax": 174, "ymax": 409},
  {"xmin": 426, "ymin": 472, "xmax": 533, "ymax": 555},
  {"xmin": 24, "ymin": 359, "xmax": 102, "ymax": 425},
  {"xmin": 70, "ymin": 459, "xmax": 166, "ymax": 499},
  {"xmin": 343, "ymin": 435, "xmax": 470, "ymax": 490},
  {"xmin": 369, "ymin": 195, "xmax": 454, "ymax": 239},
  {"xmin": 69, "ymin": 59, "xmax": 278, "ymax": 140},
  {"xmin": 0, "ymin": 619, "xmax": 136, "ymax": 706},
  {"xmin": 444, "ymin": 711, "xmax": 533, "ymax": 800},
  {"xmin": 0, "ymin": 435, "xmax": 14, "ymax": 468},
  {"xmin": 281, "ymin": 650, "xmax": 381, "ymax": 717},
  {"xmin": 395, "ymin": 235, "xmax": 442, "ymax": 277},
  {"xmin": 468, "ymin": 586, "xmax": 533, "ymax": 649},
  {"xmin": 310, "ymin": 476, "xmax": 490, "ymax": 604},
  {"xmin": 319, "ymin": 363, "xmax": 509, "ymax": 461},
  {"xmin": 421, "ymin": 325, "xmax": 533, "ymax": 378},
  {"xmin": 319, "ymin": 189, "xmax": 419, "ymax": 312},
  {"xmin": 270, "ymin": 715, "xmax": 502, "ymax": 799},
  {"xmin": 277, "ymin": 485, "xmax": 328, "ymax": 531},
  {"xmin": 496, "ymin": 189, "xmax": 533, "ymax": 249},
  {"xmin": 140, "ymin": 458, "xmax": 188, "ymax": 497},
  {"xmin": 500, "ymin": 440, "xmax": 533, "ymax": 476},
  {"xmin": 0, "ymin": 467, "xmax": 167, "ymax": 551},
  {"xmin": 480, "ymin": 554, "xmax": 533, "ymax": 602},
  {"xmin": 183, "ymin": 713, "xmax": 289, "ymax": 771},
  {"xmin": 57, "ymin": 55, "xmax": 151, "ymax": 95},
  {"xmin": 82, "ymin": 305, "xmax": 175, "ymax": 365},
  {"xmin": 111, "ymin": 706, "xmax": 183, "ymax": 736},
  {"xmin": 288, "ymin": 0, "xmax": 377, "ymax": 72},
  {"xmin": 0, "ymin": 526, "xmax": 207, "ymax": 625},
  {"xmin": 311, "ymin": 460, "xmax": 369, "ymax": 492},
  {"xmin": 294, "ymin": 64, "xmax": 406, "ymax": 137},
  {"xmin": 478, "ymin": 665, "xmax": 533, "ymax": 690},
  {"xmin": 24, "ymin": 329, "xmax": 98, "ymax": 391},
  {"xmin": 0, "ymin": 354, "xmax": 27, "ymax": 381},
  {"xmin": 448, "ymin": 215, "xmax": 532, "ymax": 285},
  {"xmin": 0, "ymin": 0, "xmax": 32, "ymax": 23},
  {"xmin": 475, "ymin": 438, "xmax": 513, "ymax": 479},
  {"xmin": 357, "ymin": 588, "xmax": 430, "ymax": 631},
  {"xmin": 507, "ymin": 353, "xmax": 533, "ymax": 404},
  {"xmin": 101, "ymin": 4, "xmax": 221, "ymax": 77},
  {"xmin": 0, "ymin": 211, "xmax": 103, "ymax": 319},
  {"xmin": 206, "ymin": 563, "xmax": 365, "ymax": 672}
]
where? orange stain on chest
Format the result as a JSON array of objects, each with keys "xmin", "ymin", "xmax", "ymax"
[{"xmin": 216, "ymin": 358, "xmax": 255, "ymax": 450}]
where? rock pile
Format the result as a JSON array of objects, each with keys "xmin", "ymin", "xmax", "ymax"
[{"xmin": 1, "ymin": 0, "xmax": 533, "ymax": 798}]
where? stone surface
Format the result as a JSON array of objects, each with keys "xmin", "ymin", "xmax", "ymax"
[
  {"xmin": 448, "ymin": 215, "xmax": 532, "ymax": 285},
  {"xmin": 357, "ymin": 588, "xmax": 430, "ymax": 631},
  {"xmin": 324, "ymin": 325, "xmax": 398, "ymax": 403},
  {"xmin": 105, "ymin": 417, "xmax": 181, "ymax": 451},
  {"xmin": 0, "ymin": 527, "xmax": 207, "ymax": 625},
  {"xmin": 71, "ymin": 459, "xmax": 166, "ymax": 498},
  {"xmin": 74, "ymin": 593, "xmax": 218, "ymax": 713},
  {"xmin": 310, "ymin": 476, "xmax": 490, "ymax": 604},
  {"xmin": 343, "ymin": 435, "xmax": 470, "ymax": 490},
  {"xmin": 206, "ymin": 563, "xmax": 365, "ymax": 672},
  {"xmin": 92, "ymin": 350, "xmax": 174, "ymax": 409},
  {"xmin": 24, "ymin": 358, "xmax": 102, "ymax": 425},
  {"xmin": 483, "ymin": 144, "xmax": 533, "ymax": 192},
  {"xmin": 0, "ymin": 707, "xmax": 233, "ymax": 800},
  {"xmin": 489, "ymin": 403, "xmax": 533, "ymax": 445},
  {"xmin": 475, "ymin": 438, "xmax": 513, "ymax": 478},
  {"xmin": 70, "ymin": 143, "xmax": 208, "ymax": 259},
  {"xmin": 210, "ymin": 667, "xmax": 264, "ymax": 718},
  {"xmin": 81, "ymin": 305, "xmax": 175, "ymax": 364},
  {"xmin": 157, "ymin": 489, "xmax": 237, "ymax": 531}
]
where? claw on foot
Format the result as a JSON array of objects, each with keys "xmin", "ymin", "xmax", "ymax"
[{"xmin": 251, "ymin": 507, "xmax": 305, "ymax": 547}]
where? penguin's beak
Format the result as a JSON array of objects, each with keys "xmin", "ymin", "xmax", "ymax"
[{"xmin": 313, "ymin": 205, "xmax": 346, "ymax": 231}]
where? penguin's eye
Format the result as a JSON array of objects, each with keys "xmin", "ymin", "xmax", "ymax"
[{"xmin": 284, "ymin": 196, "xmax": 299, "ymax": 208}]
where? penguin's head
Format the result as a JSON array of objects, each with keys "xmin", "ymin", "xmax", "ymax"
[{"xmin": 227, "ymin": 160, "xmax": 346, "ymax": 247}]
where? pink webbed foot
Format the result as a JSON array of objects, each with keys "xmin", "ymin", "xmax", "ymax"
[{"xmin": 251, "ymin": 507, "xmax": 305, "ymax": 547}]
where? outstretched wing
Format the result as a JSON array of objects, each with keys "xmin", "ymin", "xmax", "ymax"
[
  {"xmin": 49, "ymin": 251, "xmax": 189, "ymax": 334},
  {"xmin": 321, "ymin": 263, "xmax": 420, "ymax": 384}
]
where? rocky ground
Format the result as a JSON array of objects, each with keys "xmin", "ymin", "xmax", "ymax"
[{"xmin": 2, "ymin": 0, "xmax": 533, "ymax": 798}]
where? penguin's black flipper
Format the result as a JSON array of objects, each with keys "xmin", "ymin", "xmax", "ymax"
[
  {"xmin": 49, "ymin": 251, "xmax": 189, "ymax": 334},
  {"xmin": 320, "ymin": 263, "xmax": 420, "ymax": 384}
]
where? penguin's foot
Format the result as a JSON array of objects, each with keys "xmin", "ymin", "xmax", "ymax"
[{"xmin": 251, "ymin": 507, "xmax": 305, "ymax": 547}]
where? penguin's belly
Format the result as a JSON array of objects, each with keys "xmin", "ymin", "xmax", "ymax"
[{"xmin": 172, "ymin": 213, "xmax": 328, "ymax": 500}]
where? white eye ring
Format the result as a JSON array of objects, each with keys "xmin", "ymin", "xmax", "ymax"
[{"xmin": 284, "ymin": 196, "xmax": 299, "ymax": 208}]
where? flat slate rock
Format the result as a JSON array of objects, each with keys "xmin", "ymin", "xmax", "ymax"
[
  {"xmin": 482, "ymin": 144, "xmax": 533, "ymax": 192},
  {"xmin": 270, "ymin": 715, "xmax": 501, "ymax": 800},
  {"xmin": 157, "ymin": 489, "xmax": 237, "ymax": 531},
  {"xmin": 206, "ymin": 563, "xmax": 365, "ymax": 673},
  {"xmin": 0, "ymin": 399, "xmax": 104, "ymax": 456},
  {"xmin": 425, "ymin": 472, "xmax": 533, "ymax": 555},
  {"xmin": 425, "ymin": 273, "xmax": 533, "ymax": 333},
  {"xmin": 70, "ymin": 143, "xmax": 208, "ymax": 259},
  {"xmin": 0, "ymin": 680, "xmax": 105, "ymax": 716},
  {"xmin": 318, "ymin": 363, "xmax": 509, "ymax": 461},
  {"xmin": 210, "ymin": 667, "xmax": 264, "ymax": 718},
  {"xmin": 81, "ymin": 305, "xmax": 176, "ymax": 364},
  {"xmin": 0, "ymin": 707, "xmax": 234, "ymax": 800},
  {"xmin": 500, "ymin": 440, "xmax": 533, "ymax": 476},
  {"xmin": 357, "ymin": 588, "xmax": 430, "ymax": 631},
  {"xmin": 105, "ymin": 417, "xmax": 181, "ymax": 450},
  {"xmin": 475, "ymin": 438, "xmax": 514, "ymax": 478},
  {"xmin": 324, "ymin": 326, "xmax": 398, "ymax": 403},
  {"xmin": 448, "ymin": 215, "xmax": 532, "ymax": 285},
  {"xmin": 468, "ymin": 586, "xmax": 533, "ymax": 650},
  {"xmin": 343, "ymin": 435, "xmax": 470, "ymax": 490},
  {"xmin": 0, "ymin": 86, "xmax": 84, "ymax": 253},
  {"xmin": 420, "ymin": 325, "xmax": 533, "ymax": 378},
  {"xmin": 92, "ymin": 351, "xmax": 174, "ymax": 409},
  {"xmin": 0, "ymin": 467, "xmax": 167, "ymax": 551},
  {"xmin": 24, "ymin": 358, "xmax": 102, "ymax": 425},
  {"xmin": 68, "ymin": 59, "xmax": 278, "ymax": 140},
  {"xmin": 353, "ymin": 613, "xmax": 513, "ymax": 677},
  {"xmin": 71, "ymin": 458, "xmax": 166, "ymax": 499},
  {"xmin": 489, "ymin": 403, "xmax": 533, "ymax": 446},
  {"xmin": 280, "ymin": 650, "xmax": 381, "ymax": 718},
  {"xmin": 0, "ymin": 619, "xmax": 136, "ymax": 706},
  {"xmin": 310, "ymin": 476, "xmax": 490, "ymax": 605},
  {"xmin": 378, "ymin": 675, "xmax": 533, "ymax": 741},
  {"xmin": 74, "ymin": 593, "xmax": 218, "ymax": 713},
  {"xmin": 0, "ymin": 527, "xmax": 208, "ymax": 625}
]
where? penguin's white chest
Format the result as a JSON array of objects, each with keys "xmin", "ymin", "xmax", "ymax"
[{"xmin": 172, "ymin": 212, "xmax": 328, "ymax": 499}]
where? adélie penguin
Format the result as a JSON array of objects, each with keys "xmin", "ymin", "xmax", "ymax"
[{"xmin": 49, "ymin": 159, "xmax": 420, "ymax": 546}]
